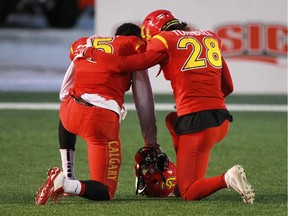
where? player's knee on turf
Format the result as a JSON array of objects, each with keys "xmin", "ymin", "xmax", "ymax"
[{"xmin": 80, "ymin": 180, "xmax": 111, "ymax": 200}]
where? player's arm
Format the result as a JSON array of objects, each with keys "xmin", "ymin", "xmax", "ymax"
[
  {"xmin": 132, "ymin": 70, "xmax": 159, "ymax": 149},
  {"xmin": 221, "ymin": 57, "xmax": 234, "ymax": 97},
  {"xmin": 83, "ymin": 47, "xmax": 167, "ymax": 73},
  {"xmin": 69, "ymin": 37, "xmax": 89, "ymax": 61}
]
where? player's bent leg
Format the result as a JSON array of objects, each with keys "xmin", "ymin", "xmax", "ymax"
[
  {"xmin": 35, "ymin": 168, "xmax": 112, "ymax": 204},
  {"xmin": 59, "ymin": 149, "xmax": 76, "ymax": 180},
  {"xmin": 165, "ymin": 112, "xmax": 179, "ymax": 153},
  {"xmin": 58, "ymin": 119, "xmax": 77, "ymax": 182},
  {"xmin": 79, "ymin": 180, "xmax": 110, "ymax": 200},
  {"xmin": 176, "ymin": 128, "xmax": 227, "ymax": 200},
  {"xmin": 58, "ymin": 120, "xmax": 77, "ymax": 150},
  {"xmin": 63, "ymin": 179, "xmax": 110, "ymax": 200},
  {"xmin": 86, "ymin": 138, "xmax": 122, "ymax": 200}
]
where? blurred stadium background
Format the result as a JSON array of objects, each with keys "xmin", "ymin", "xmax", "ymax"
[
  {"xmin": 0, "ymin": 0, "xmax": 286, "ymax": 94},
  {"xmin": 0, "ymin": 0, "xmax": 94, "ymax": 91}
]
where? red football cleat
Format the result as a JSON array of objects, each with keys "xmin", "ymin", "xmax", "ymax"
[{"xmin": 35, "ymin": 167, "xmax": 64, "ymax": 205}]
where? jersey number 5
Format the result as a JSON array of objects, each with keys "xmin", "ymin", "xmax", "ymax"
[
  {"xmin": 178, "ymin": 37, "xmax": 222, "ymax": 71},
  {"xmin": 92, "ymin": 38, "xmax": 114, "ymax": 54}
]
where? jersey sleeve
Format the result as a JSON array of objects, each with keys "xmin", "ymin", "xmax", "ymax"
[
  {"xmin": 84, "ymin": 47, "xmax": 167, "ymax": 73},
  {"xmin": 69, "ymin": 37, "xmax": 88, "ymax": 61},
  {"xmin": 206, "ymin": 31, "xmax": 232, "ymax": 96},
  {"xmin": 146, "ymin": 34, "xmax": 169, "ymax": 53},
  {"xmin": 134, "ymin": 38, "xmax": 146, "ymax": 54},
  {"xmin": 221, "ymin": 57, "xmax": 234, "ymax": 97}
]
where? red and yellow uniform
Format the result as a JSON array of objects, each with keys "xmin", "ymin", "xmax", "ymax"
[
  {"xmin": 70, "ymin": 35, "xmax": 145, "ymax": 106},
  {"xmin": 84, "ymin": 29, "xmax": 234, "ymax": 201},
  {"xmin": 145, "ymin": 30, "xmax": 231, "ymax": 116},
  {"xmin": 60, "ymin": 35, "xmax": 146, "ymax": 200}
]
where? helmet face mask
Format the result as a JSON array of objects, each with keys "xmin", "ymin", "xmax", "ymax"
[{"xmin": 141, "ymin": 9, "xmax": 181, "ymax": 41}]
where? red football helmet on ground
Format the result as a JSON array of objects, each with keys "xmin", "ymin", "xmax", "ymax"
[
  {"xmin": 134, "ymin": 147, "xmax": 177, "ymax": 197},
  {"xmin": 141, "ymin": 9, "xmax": 181, "ymax": 41},
  {"xmin": 144, "ymin": 160, "xmax": 177, "ymax": 197}
]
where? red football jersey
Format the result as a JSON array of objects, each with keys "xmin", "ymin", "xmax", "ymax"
[
  {"xmin": 84, "ymin": 30, "xmax": 233, "ymax": 116},
  {"xmin": 70, "ymin": 35, "xmax": 146, "ymax": 107},
  {"xmin": 146, "ymin": 30, "xmax": 233, "ymax": 115}
]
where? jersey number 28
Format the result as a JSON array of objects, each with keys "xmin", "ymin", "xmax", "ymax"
[{"xmin": 178, "ymin": 37, "xmax": 222, "ymax": 71}]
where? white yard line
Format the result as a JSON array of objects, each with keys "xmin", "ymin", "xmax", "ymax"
[{"xmin": 0, "ymin": 102, "xmax": 286, "ymax": 112}]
